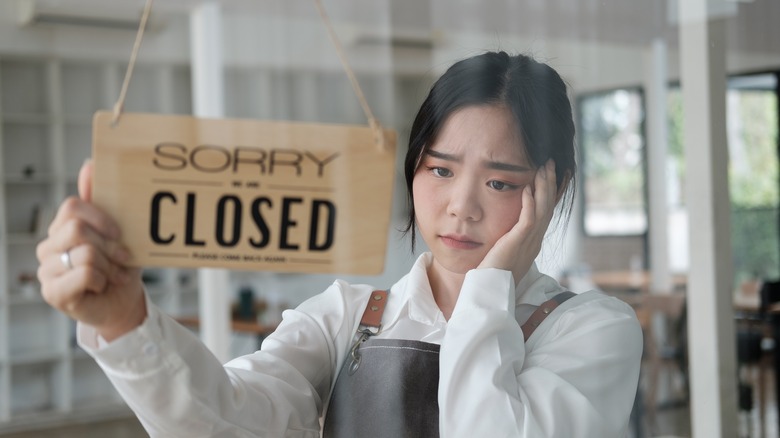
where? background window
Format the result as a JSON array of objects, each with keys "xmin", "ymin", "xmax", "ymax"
[
  {"xmin": 579, "ymin": 89, "xmax": 647, "ymax": 236},
  {"xmin": 666, "ymin": 74, "xmax": 779, "ymax": 283}
]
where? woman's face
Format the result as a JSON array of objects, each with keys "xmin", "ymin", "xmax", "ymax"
[{"xmin": 412, "ymin": 105, "xmax": 537, "ymax": 275}]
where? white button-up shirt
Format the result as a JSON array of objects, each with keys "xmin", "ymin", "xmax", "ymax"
[{"xmin": 79, "ymin": 253, "xmax": 642, "ymax": 437}]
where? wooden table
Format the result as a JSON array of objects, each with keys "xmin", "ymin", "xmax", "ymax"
[{"xmin": 587, "ymin": 270, "xmax": 688, "ymax": 294}]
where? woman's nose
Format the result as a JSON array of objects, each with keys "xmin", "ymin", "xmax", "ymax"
[{"xmin": 445, "ymin": 181, "xmax": 482, "ymax": 222}]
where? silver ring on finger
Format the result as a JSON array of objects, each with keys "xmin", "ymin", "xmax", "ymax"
[{"xmin": 60, "ymin": 250, "xmax": 74, "ymax": 270}]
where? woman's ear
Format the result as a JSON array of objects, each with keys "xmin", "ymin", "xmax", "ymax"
[{"xmin": 554, "ymin": 170, "xmax": 572, "ymax": 204}]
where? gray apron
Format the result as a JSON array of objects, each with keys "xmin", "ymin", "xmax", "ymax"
[
  {"xmin": 322, "ymin": 290, "xmax": 575, "ymax": 437},
  {"xmin": 322, "ymin": 337, "xmax": 441, "ymax": 437}
]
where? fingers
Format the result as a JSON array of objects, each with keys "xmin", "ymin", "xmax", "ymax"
[
  {"xmin": 533, "ymin": 160, "xmax": 557, "ymax": 223},
  {"xmin": 43, "ymin": 265, "xmax": 110, "ymax": 306},
  {"xmin": 479, "ymin": 160, "xmax": 558, "ymax": 277},
  {"xmin": 38, "ymin": 247, "xmax": 136, "ymax": 319},
  {"xmin": 516, "ymin": 159, "xmax": 555, "ymax": 234},
  {"xmin": 38, "ymin": 243, "xmax": 126, "ymax": 283},
  {"xmin": 516, "ymin": 185, "xmax": 535, "ymax": 233},
  {"xmin": 78, "ymin": 159, "xmax": 94, "ymax": 202},
  {"xmin": 36, "ymin": 193, "xmax": 130, "ymax": 313},
  {"xmin": 48, "ymin": 196, "xmax": 121, "ymax": 243},
  {"xmin": 39, "ymin": 215, "xmax": 127, "ymax": 264}
]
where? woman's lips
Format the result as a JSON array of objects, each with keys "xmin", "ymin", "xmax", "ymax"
[{"xmin": 440, "ymin": 234, "xmax": 482, "ymax": 250}]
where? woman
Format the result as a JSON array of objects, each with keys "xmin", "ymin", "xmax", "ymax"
[{"xmin": 37, "ymin": 51, "xmax": 642, "ymax": 437}]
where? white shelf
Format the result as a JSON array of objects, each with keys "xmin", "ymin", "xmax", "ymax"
[
  {"xmin": 0, "ymin": 57, "xmax": 200, "ymax": 433},
  {"xmin": 9, "ymin": 349, "xmax": 64, "ymax": 366},
  {"xmin": 0, "ymin": 113, "xmax": 50, "ymax": 124},
  {"xmin": 6, "ymin": 293, "xmax": 45, "ymax": 306},
  {"xmin": 3, "ymin": 175, "xmax": 54, "ymax": 185},
  {"xmin": 5, "ymin": 233, "xmax": 41, "ymax": 245}
]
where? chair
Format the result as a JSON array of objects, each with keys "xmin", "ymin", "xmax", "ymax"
[
  {"xmin": 735, "ymin": 325, "xmax": 767, "ymax": 438},
  {"xmin": 635, "ymin": 291, "xmax": 688, "ymax": 434},
  {"xmin": 759, "ymin": 279, "xmax": 780, "ymax": 316},
  {"xmin": 758, "ymin": 279, "xmax": 780, "ymax": 436},
  {"xmin": 730, "ymin": 279, "xmax": 780, "ymax": 438}
]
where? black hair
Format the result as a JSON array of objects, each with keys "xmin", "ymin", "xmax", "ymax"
[{"xmin": 403, "ymin": 51, "xmax": 577, "ymax": 249}]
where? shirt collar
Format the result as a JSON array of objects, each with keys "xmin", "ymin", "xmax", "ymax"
[
  {"xmin": 389, "ymin": 253, "xmax": 444, "ymax": 326},
  {"xmin": 389, "ymin": 253, "xmax": 566, "ymax": 325}
]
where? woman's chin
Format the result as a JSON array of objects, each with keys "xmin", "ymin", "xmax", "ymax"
[{"xmin": 432, "ymin": 257, "xmax": 480, "ymax": 276}]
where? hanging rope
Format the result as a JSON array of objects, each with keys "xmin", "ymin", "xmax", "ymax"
[
  {"xmin": 111, "ymin": 0, "xmax": 387, "ymax": 151},
  {"xmin": 111, "ymin": 0, "xmax": 154, "ymax": 127},
  {"xmin": 313, "ymin": 0, "xmax": 387, "ymax": 151}
]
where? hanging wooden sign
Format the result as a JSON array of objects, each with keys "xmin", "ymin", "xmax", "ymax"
[{"xmin": 91, "ymin": 111, "xmax": 397, "ymax": 275}]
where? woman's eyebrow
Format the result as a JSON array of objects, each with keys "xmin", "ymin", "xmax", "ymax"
[
  {"xmin": 484, "ymin": 160, "xmax": 533, "ymax": 173},
  {"xmin": 425, "ymin": 149, "xmax": 459, "ymax": 162},
  {"xmin": 426, "ymin": 149, "xmax": 532, "ymax": 173}
]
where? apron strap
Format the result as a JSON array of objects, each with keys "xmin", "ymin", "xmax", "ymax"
[
  {"xmin": 359, "ymin": 289, "xmax": 577, "ymax": 341},
  {"xmin": 359, "ymin": 290, "xmax": 389, "ymax": 330},
  {"xmin": 348, "ymin": 290, "xmax": 389, "ymax": 374},
  {"xmin": 521, "ymin": 291, "xmax": 577, "ymax": 341}
]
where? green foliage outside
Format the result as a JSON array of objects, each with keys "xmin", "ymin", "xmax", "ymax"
[
  {"xmin": 732, "ymin": 207, "xmax": 779, "ymax": 281},
  {"xmin": 668, "ymin": 86, "xmax": 780, "ymax": 283}
]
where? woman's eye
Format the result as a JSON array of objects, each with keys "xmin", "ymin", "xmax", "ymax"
[
  {"xmin": 431, "ymin": 167, "xmax": 452, "ymax": 178},
  {"xmin": 488, "ymin": 180, "xmax": 518, "ymax": 191}
]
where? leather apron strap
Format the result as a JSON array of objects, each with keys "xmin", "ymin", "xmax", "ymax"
[{"xmin": 520, "ymin": 291, "xmax": 577, "ymax": 341}]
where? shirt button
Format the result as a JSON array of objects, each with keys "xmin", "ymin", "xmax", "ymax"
[{"xmin": 142, "ymin": 342, "xmax": 159, "ymax": 356}]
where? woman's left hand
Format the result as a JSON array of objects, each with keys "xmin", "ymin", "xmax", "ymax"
[{"xmin": 477, "ymin": 159, "xmax": 558, "ymax": 283}]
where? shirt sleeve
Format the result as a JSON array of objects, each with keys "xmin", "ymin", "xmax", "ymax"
[
  {"xmin": 78, "ymin": 282, "xmax": 363, "ymax": 438},
  {"xmin": 438, "ymin": 268, "xmax": 643, "ymax": 438}
]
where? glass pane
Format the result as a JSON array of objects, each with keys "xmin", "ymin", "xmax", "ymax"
[
  {"xmin": 666, "ymin": 76, "xmax": 780, "ymax": 284},
  {"xmin": 580, "ymin": 89, "xmax": 647, "ymax": 236},
  {"xmin": 728, "ymin": 75, "xmax": 779, "ymax": 283}
]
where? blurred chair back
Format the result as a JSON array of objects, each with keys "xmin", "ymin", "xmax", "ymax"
[
  {"xmin": 636, "ymin": 291, "xmax": 687, "ymax": 435},
  {"xmin": 735, "ymin": 278, "xmax": 779, "ymax": 438},
  {"xmin": 760, "ymin": 279, "xmax": 780, "ymax": 315}
]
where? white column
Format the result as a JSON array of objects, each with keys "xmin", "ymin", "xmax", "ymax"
[
  {"xmin": 189, "ymin": 2, "xmax": 231, "ymax": 363},
  {"xmin": 644, "ymin": 39, "xmax": 672, "ymax": 294},
  {"xmin": 678, "ymin": 0, "xmax": 738, "ymax": 436}
]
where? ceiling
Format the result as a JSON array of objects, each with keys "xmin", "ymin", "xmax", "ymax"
[{"xmin": 17, "ymin": 0, "xmax": 780, "ymax": 55}]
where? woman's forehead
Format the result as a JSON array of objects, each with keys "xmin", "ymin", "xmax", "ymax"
[{"xmin": 430, "ymin": 105, "xmax": 529, "ymax": 164}]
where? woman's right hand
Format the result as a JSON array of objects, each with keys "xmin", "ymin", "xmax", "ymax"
[{"xmin": 36, "ymin": 160, "xmax": 146, "ymax": 341}]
